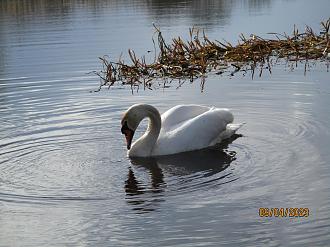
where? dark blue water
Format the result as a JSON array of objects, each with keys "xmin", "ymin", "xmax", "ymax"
[{"xmin": 0, "ymin": 0, "xmax": 329, "ymax": 246}]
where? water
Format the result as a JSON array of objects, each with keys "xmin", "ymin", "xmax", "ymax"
[{"xmin": 1, "ymin": 0, "xmax": 330, "ymax": 246}]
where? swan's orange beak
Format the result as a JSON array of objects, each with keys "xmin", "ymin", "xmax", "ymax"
[{"xmin": 121, "ymin": 122, "xmax": 135, "ymax": 150}]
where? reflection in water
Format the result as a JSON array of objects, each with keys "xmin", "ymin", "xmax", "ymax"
[
  {"xmin": 0, "ymin": 0, "xmax": 272, "ymax": 29},
  {"xmin": 125, "ymin": 162, "xmax": 165, "ymax": 196},
  {"xmin": 144, "ymin": 0, "xmax": 234, "ymax": 25},
  {"xmin": 125, "ymin": 135, "xmax": 240, "ymax": 213},
  {"xmin": 244, "ymin": 0, "xmax": 271, "ymax": 13},
  {"xmin": 125, "ymin": 165, "xmax": 166, "ymax": 213},
  {"xmin": 0, "ymin": 0, "xmax": 270, "ymax": 15}
]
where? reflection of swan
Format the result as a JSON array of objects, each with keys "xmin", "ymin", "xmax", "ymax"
[
  {"xmin": 130, "ymin": 134, "xmax": 239, "ymax": 176},
  {"xmin": 125, "ymin": 136, "xmax": 239, "ymax": 213},
  {"xmin": 121, "ymin": 104, "xmax": 244, "ymax": 157},
  {"xmin": 131, "ymin": 149, "xmax": 234, "ymax": 176}
]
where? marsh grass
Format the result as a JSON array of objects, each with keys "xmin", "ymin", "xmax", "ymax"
[{"xmin": 94, "ymin": 19, "xmax": 330, "ymax": 92}]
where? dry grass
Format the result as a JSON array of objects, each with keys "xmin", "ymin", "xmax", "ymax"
[{"xmin": 94, "ymin": 19, "xmax": 330, "ymax": 92}]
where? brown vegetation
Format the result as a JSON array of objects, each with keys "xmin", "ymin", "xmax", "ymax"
[{"xmin": 95, "ymin": 19, "xmax": 330, "ymax": 92}]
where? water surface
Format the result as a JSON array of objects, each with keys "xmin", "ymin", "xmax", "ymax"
[{"xmin": 1, "ymin": 0, "xmax": 330, "ymax": 246}]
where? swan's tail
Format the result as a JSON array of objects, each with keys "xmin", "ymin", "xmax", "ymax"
[
  {"xmin": 220, "ymin": 122, "xmax": 245, "ymax": 140},
  {"xmin": 209, "ymin": 123, "xmax": 246, "ymax": 146},
  {"xmin": 226, "ymin": 122, "xmax": 246, "ymax": 132}
]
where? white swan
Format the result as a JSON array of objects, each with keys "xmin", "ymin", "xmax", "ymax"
[{"xmin": 121, "ymin": 104, "xmax": 244, "ymax": 157}]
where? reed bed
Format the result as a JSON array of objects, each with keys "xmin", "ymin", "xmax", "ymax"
[{"xmin": 95, "ymin": 19, "xmax": 330, "ymax": 92}]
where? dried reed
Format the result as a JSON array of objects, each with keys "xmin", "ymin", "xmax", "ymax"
[{"xmin": 94, "ymin": 19, "xmax": 330, "ymax": 92}]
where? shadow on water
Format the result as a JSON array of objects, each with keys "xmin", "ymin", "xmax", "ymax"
[{"xmin": 125, "ymin": 134, "xmax": 241, "ymax": 213}]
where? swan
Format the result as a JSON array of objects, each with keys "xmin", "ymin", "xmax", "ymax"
[{"xmin": 121, "ymin": 104, "xmax": 244, "ymax": 157}]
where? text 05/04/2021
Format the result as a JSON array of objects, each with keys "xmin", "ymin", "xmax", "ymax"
[{"xmin": 259, "ymin": 208, "xmax": 310, "ymax": 217}]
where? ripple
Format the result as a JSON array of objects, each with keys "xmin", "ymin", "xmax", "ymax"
[
  {"xmin": 0, "ymin": 74, "xmax": 128, "ymax": 204},
  {"xmin": 0, "ymin": 56, "xmax": 329, "ymax": 247},
  {"xmin": 113, "ymin": 102, "xmax": 328, "ymax": 216},
  {"xmin": 0, "ymin": 192, "xmax": 106, "ymax": 205},
  {"xmin": 1, "ymin": 0, "xmax": 330, "ymax": 246}
]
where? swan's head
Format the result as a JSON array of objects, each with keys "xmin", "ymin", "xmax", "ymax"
[{"xmin": 121, "ymin": 104, "xmax": 147, "ymax": 150}]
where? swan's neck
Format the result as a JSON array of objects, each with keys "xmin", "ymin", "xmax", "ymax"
[{"xmin": 129, "ymin": 105, "xmax": 161, "ymax": 157}]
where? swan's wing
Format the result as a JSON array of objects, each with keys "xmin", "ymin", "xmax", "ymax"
[
  {"xmin": 161, "ymin": 105, "xmax": 211, "ymax": 131},
  {"xmin": 154, "ymin": 108, "xmax": 234, "ymax": 155}
]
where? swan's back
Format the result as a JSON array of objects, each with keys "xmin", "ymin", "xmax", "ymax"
[
  {"xmin": 153, "ymin": 107, "xmax": 234, "ymax": 156},
  {"xmin": 161, "ymin": 105, "xmax": 211, "ymax": 132}
]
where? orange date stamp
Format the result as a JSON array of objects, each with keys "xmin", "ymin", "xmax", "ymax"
[{"xmin": 259, "ymin": 207, "xmax": 309, "ymax": 217}]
